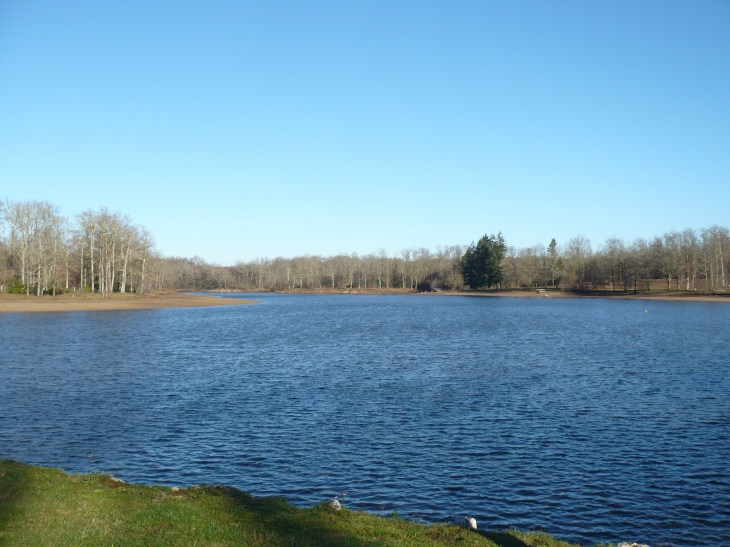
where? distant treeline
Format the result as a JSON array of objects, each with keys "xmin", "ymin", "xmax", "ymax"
[{"xmin": 1, "ymin": 199, "xmax": 728, "ymax": 295}]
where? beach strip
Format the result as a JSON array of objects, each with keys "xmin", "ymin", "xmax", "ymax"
[{"xmin": 0, "ymin": 292, "xmax": 256, "ymax": 313}]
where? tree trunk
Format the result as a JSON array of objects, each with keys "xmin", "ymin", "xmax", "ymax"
[
  {"xmin": 90, "ymin": 236, "xmax": 95, "ymax": 293},
  {"xmin": 120, "ymin": 243, "xmax": 130, "ymax": 293}
]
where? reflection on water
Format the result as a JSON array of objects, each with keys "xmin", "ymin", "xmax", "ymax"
[{"xmin": 1, "ymin": 294, "xmax": 728, "ymax": 546}]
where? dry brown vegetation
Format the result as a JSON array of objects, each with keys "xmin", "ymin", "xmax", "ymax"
[{"xmin": 2, "ymin": 199, "xmax": 728, "ymax": 297}]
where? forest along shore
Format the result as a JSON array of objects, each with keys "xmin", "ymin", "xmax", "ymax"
[{"xmin": 0, "ymin": 291, "xmax": 256, "ymax": 313}]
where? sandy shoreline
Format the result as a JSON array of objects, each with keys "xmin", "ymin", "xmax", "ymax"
[
  {"xmin": 439, "ymin": 290, "xmax": 730, "ymax": 303},
  {"xmin": 203, "ymin": 287, "xmax": 730, "ymax": 303},
  {"xmin": 0, "ymin": 292, "xmax": 256, "ymax": 313},
  {"xmin": 2, "ymin": 289, "xmax": 727, "ymax": 313}
]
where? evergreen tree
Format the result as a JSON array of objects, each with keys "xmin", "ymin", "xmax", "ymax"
[
  {"xmin": 461, "ymin": 232, "xmax": 507, "ymax": 289},
  {"xmin": 548, "ymin": 238, "xmax": 559, "ymax": 286}
]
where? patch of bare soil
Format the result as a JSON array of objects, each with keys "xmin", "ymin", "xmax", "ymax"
[{"xmin": 0, "ymin": 292, "xmax": 256, "ymax": 313}]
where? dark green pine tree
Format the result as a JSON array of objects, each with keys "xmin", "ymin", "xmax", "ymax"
[{"xmin": 461, "ymin": 232, "xmax": 507, "ymax": 289}]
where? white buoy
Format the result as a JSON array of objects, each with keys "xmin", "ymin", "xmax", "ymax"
[{"xmin": 465, "ymin": 517, "xmax": 477, "ymax": 530}]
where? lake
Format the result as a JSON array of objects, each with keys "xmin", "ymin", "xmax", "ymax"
[{"xmin": 1, "ymin": 293, "xmax": 728, "ymax": 546}]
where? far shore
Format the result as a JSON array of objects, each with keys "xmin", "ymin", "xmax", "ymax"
[
  {"xmin": 2, "ymin": 288, "xmax": 727, "ymax": 313},
  {"xmin": 444, "ymin": 290, "xmax": 730, "ymax": 303},
  {"xmin": 0, "ymin": 291, "xmax": 256, "ymax": 313},
  {"xmin": 201, "ymin": 287, "xmax": 730, "ymax": 303}
]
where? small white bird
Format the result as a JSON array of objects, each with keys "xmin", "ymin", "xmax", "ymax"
[
  {"xmin": 331, "ymin": 498, "xmax": 341, "ymax": 511},
  {"xmin": 465, "ymin": 517, "xmax": 477, "ymax": 530}
]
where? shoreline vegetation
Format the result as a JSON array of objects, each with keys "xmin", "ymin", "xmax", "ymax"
[
  {"xmin": 0, "ymin": 459, "xmax": 589, "ymax": 547},
  {"xmin": 2, "ymin": 200, "xmax": 728, "ymax": 300},
  {"xmin": 0, "ymin": 291, "xmax": 256, "ymax": 313}
]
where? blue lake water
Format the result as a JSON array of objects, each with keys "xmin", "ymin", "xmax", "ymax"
[{"xmin": 1, "ymin": 293, "xmax": 728, "ymax": 546}]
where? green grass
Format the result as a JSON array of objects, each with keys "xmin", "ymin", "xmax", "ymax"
[{"xmin": 0, "ymin": 459, "xmax": 596, "ymax": 547}]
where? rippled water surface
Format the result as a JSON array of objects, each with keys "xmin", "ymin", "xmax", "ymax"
[{"xmin": 1, "ymin": 294, "xmax": 729, "ymax": 546}]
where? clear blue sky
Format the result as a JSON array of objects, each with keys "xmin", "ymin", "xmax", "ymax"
[{"xmin": 1, "ymin": 1, "xmax": 728, "ymax": 263}]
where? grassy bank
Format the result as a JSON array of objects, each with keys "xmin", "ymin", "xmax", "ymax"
[{"xmin": 0, "ymin": 460, "xmax": 590, "ymax": 547}]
